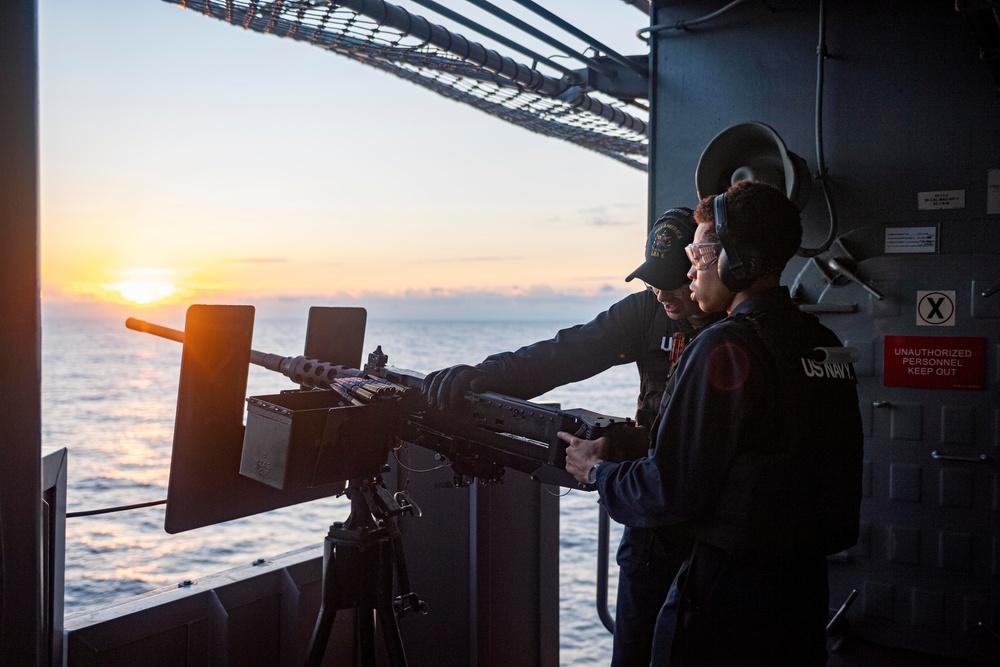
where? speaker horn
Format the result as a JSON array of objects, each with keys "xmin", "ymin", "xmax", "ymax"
[{"xmin": 695, "ymin": 121, "xmax": 812, "ymax": 211}]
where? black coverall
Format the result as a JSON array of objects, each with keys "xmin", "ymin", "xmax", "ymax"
[
  {"xmin": 474, "ymin": 288, "xmax": 719, "ymax": 666},
  {"xmin": 593, "ymin": 287, "xmax": 864, "ymax": 666}
]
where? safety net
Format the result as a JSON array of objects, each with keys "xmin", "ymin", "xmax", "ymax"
[{"xmin": 163, "ymin": 0, "xmax": 649, "ymax": 170}]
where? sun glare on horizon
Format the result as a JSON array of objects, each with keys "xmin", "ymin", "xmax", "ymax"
[{"xmin": 101, "ymin": 269, "xmax": 182, "ymax": 306}]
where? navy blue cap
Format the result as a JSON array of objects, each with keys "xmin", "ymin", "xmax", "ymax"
[{"xmin": 624, "ymin": 208, "xmax": 696, "ymax": 290}]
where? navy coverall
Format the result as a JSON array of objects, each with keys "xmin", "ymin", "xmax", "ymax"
[
  {"xmin": 593, "ymin": 287, "xmax": 863, "ymax": 665},
  {"xmin": 474, "ymin": 288, "xmax": 720, "ymax": 666}
]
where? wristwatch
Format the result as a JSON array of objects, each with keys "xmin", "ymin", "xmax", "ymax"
[{"xmin": 587, "ymin": 461, "xmax": 607, "ymax": 486}]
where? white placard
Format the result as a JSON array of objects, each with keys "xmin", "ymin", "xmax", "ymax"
[
  {"xmin": 885, "ymin": 226, "xmax": 937, "ymax": 254},
  {"xmin": 917, "ymin": 190, "xmax": 965, "ymax": 210}
]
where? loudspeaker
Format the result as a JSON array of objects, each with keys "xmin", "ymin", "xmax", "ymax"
[
  {"xmin": 714, "ymin": 193, "xmax": 761, "ymax": 292},
  {"xmin": 696, "ymin": 122, "xmax": 812, "ymax": 211}
]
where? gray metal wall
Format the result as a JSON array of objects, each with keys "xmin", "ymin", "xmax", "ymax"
[
  {"xmin": 648, "ymin": 1, "xmax": 999, "ymax": 663},
  {"xmin": 385, "ymin": 448, "xmax": 560, "ymax": 667},
  {"xmin": 648, "ymin": 1, "xmax": 998, "ymax": 250}
]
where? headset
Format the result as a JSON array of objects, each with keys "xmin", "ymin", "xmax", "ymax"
[{"xmin": 714, "ymin": 193, "xmax": 762, "ymax": 292}]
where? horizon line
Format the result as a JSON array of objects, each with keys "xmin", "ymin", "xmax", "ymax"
[{"xmin": 41, "ymin": 286, "xmax": 643, "ymax": 324}]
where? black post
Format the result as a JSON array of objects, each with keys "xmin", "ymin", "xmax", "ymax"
[{"xmin": 0, "ymin": 0, "xmax": 43, "ymax": 664}]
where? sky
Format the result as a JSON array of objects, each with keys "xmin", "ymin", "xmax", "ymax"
[{"xmin": 39, "ymin": 0, "xmax": 652, "ymax": 322}]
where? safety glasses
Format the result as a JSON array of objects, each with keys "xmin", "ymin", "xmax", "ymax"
[{"xmin": 684, "ymin": 243, "xmax": 722, "ymax": 271}]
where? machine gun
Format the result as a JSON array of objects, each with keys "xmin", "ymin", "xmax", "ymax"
[
  {"xmin": 130, "ymin": 305, "xmax": 637, "ymax": 666},
  {"xmin": 127, "ymin": 312, "xmax": 637, "ymax": 493}
]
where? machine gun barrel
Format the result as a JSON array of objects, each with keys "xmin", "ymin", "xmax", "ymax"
[
  {"xmin": 125, "ymin": 317, "xmax": 186, "ymax": 344},
  {"xmin": 126, "ymin": 317, "xmax": 364, "ymax": 386}
]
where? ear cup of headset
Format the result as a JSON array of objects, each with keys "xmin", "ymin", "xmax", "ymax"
[
  {"xmin": 718, "ymin": 243, "xmax": 761, "ymax": 292},
  {"xmin": 714, "ymin": 194, "xmax": 762, "ymax": 292}
]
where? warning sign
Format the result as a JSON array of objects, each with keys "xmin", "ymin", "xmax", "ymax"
[
  {"xmin": 916, "ymin": 290, "xmax": 955, "ymax": 326},
  {"xmin": 884, "ymin": 335, "xmax": 986, "ymax": 390}
]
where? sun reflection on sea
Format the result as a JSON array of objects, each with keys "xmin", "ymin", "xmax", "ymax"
[
  {"xmin": 78, "ymin": 528, "xmax": 156, "ymax": 554},
  {"xmin": 98, "ymin": 467, "xmax": 168, "ymax": 487}
]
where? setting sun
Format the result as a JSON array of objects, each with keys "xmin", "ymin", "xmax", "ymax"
[{"xmin": 101, "ymin": 269, "xmax": 181, "ymax": 306}]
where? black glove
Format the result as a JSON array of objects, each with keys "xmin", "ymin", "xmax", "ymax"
[{"xmin": 422, "ymin": 364, "xmax": 489, "ymax": 411}]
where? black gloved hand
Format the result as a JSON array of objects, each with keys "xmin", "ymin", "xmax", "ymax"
[{"xmin": 422, "ymin": 364, "xmax": 488, "ymax": 411}]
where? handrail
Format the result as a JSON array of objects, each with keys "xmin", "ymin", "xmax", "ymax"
[{"xmin": 596, "ymin": 506, "xmax": 615, "ymax": 633}]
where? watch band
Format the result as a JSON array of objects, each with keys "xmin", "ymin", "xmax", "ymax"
[{"xmin": 587, "ymin": 461, "xmax": 606, "ymax": 486}]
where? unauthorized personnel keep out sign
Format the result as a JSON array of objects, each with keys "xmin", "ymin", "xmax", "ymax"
[{"xmin": 883, "ymin": 335, "xmax": 986, "ymax": 390}]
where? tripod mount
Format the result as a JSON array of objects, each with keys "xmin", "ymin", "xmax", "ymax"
[{"xmin": 305, "ymin": 474, "xmax": 426, "ymax": 667}]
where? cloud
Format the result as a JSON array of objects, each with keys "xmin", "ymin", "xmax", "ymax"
[
  {"xmin": 574, "ymin": 202, "xmax": 641, "ymax": 228},
  {"xmin": 246, "ymin": 287, "xmax": 638, "ymax": 323},
  {"xmin": 409, "ymin": 256, "xmax": 522, "ymax": 265},
  {"xmin": 536, "ymin": 202, "xmax": 640, "ymax": 227},
  {"xmin": 227, "ymin": 257, "xmax": 289, "ymax": 264}
]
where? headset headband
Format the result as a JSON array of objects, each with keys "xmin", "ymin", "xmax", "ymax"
[{"xmin": 715, "ymin": 193, "xmax": 745, "ymax": 279}]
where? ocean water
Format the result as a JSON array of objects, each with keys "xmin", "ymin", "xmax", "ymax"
[{"xmin": 43, "ymin": 314, "xmax": 636, "ymax": 665}]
